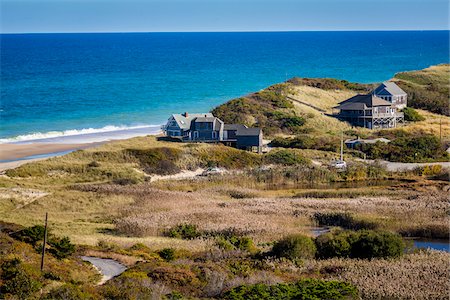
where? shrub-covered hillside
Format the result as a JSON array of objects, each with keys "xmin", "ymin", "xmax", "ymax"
[
  {"xmin": 212, "ymin": 78, "xmax": 374, "ymax": 137},
  {"xmin": 394, "ymin": 64, "xmax": 449, "ymax": 116},
  {"xmin": 212, "ymin": 83, "xmax": 307, "ymax": 135}
]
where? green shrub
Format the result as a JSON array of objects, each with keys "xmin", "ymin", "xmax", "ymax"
[
  {"xmin": 272, "ymin": 234, "xmax": 316, "ymax": 259},
  {"xmin": 43, "ymin": 271, "xmax": 61, "ymax": 281},
  {"xmin": 270, "ymin": 135, "xmax": 339, "ymax": 152},
  {"xmin": 350, "ymin": 230, "xmax": 405, "ymax": 259},
  {"xmin": 12, "ymin": 225, "xmax": 46, "ymax": 245},
  {"xmin": 1, "ymin": 258, "xmax": 41, "ymax": 299},
  {"xmin": 48, "ymin": 236, "xmax": 76, "ymax": 259},
  {"xmin": 222, "ymin": 278, "xmax": 359, "ymax": 300},
  {"xmin": 264, "ymin": 149, "xmax": 310, "ymax": 166},
  {"xmin": 216, "ymin": 234, "xmax": 256, "ymax": 253},
  {"xmin": 165, "ymin": 291, "xmax": 185, "ymax": 299},
  {"xmin": 315, "ymin": 231, "xmax": 353, "ymax": 259},
  {"xmin": 359, "ymin": 134, "xmax": 447, "ymax": 163},
  {"xmin": 101, "ymin": 276, "xmax": 154, "ymax": 299},
  {"xmin": 402, "ymin": 107, "xmax": 425, "ymax": 122},
  {"xmin": 315, "ymin": 230, "xmax": 405, "ymax": 259},
  {"xmin": 43, "ymin": 284, "xmax": 96, "ymax": 300},
  {"xmin": 167, "ymin": 224, "xmax": 200, "ymax": 239},
  {"xmin": 158, "ymin": 248, "xmax": 176, "ymax": 262}
]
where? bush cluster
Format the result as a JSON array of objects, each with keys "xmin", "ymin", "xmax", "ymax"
[
  {"xmin": 167, "ymin": 224, "xmax": 200, "ymax": 239},
  {"xmin": 272, "ymin": 230, "xmax": 405, "ymax": 260},
  {"xmin": 358, "ymin": 134, "xmax": 448, "ymax": 162},
  {"xmin": 271, "ymin": 234, "xmax": 317, "ymax": 259},
  {"xmin": 11, "ymin": 225, "xmax": 76, "ymax": 260},
  {"xmin": 270, "ymin": 135, "xmax": 340, "ymax": 152},
  {"xmin": 288, "ymin": 77, "xmax": 372, "ymax": 92},
  {"xmin": 315, "ymin": 230, "xmax": 405, "ymax": 259},
  {"xmin": 212, "ymin": 83, "xmax": 306, "ymax": 135},
  {"xmin": 402, "ymin": 107, "xmax": 425, "ymax": 122},
  {"xmin": 222, "ymin": 278, "xmax": 359, "ymax": 300},
  {"xmin": 1, "ymin": 258, "xmax": 42, "ymax": 299},
  {"xmin": 263, "ymin": 149, "xmax": 310, "ymax": 166},
  {"xmin": 395, "ymin": 73, "xmax": 449, "ymax": 116}
]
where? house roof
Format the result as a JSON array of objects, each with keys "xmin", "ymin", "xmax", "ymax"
[
  {"xmin": 345, "ymin": 137, "xmax": 391, "ymax": 145},
  {"xmin": 224, "ymin": 124, "xmax": 248, "ymax": 131},
  {"xmin": 192, "ymin": 116, "xmax": 224, "ymax": 131},
  {"xmin": 374, "ymin": 81, "xmax": 407, "ymax": 96},
  {"xmin": 236, "ymin": 127, "xmax": 262, "ymax": 136},
  {"xmin": 171, "ymin": 113, "xmax": 213, "ymax": 130},
  {"xmin": 336, "ymin": 94, "xmax": 393, "ymax": 110}
]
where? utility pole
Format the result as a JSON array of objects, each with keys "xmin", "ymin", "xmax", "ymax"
[
  {"xmin": 439, "ymin": 117, "xmax": 442, "ymax": 143},
  {"xmin": 340, "ymin": 132, "xmax": 344, "ymax": 161},
  {"xmin": 40, "ymin": 213, "xmax": 48, "ymax": 272}
]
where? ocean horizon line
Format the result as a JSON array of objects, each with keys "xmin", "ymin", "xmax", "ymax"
[{"xmin": 2, "ymin": 29, "xmax": 449, "ymax": 35}]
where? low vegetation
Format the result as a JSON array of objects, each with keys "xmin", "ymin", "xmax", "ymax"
[
  {"xmin": 402, "ymin": 107, "xmax": 425, "ymax": 122},
  {"xmin": 212, "ymin": 83, "xmax": 307, "ymax": 135},
  {"xmin": 223, "ymin": 278, "xmax": 359, "ymax": 300},
  {"xmin": 271, "ymin": 234, "xmax": 317, "ymax": 259},
  {"xmin": 315, "ymin": 230, "xmax": 405, "ymax": 259},
  {"xmin": 358, "ymin": 133, "xmax": 448, "ymax": 162},
  {"xmin": 394, "ymin": 64, "xmax": 449, "ymax": 116}
]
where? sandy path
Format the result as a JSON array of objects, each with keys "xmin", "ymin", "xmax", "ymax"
[{"xmin": 80, "ymin": 256, "xmax": 127, "ymax": 285}]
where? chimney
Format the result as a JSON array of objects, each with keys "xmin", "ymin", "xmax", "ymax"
[{"xmin": 183, "ymin": 112, "xmax": 189, "ymax": 117}]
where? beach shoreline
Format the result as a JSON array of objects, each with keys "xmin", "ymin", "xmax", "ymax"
[
  {"xmin": 0, "ymin": 125, "xmax": 163, "ymax": 171},
  {"xmin": 0, "ymin": 142, "xmax": 102, "ymax": 172}
]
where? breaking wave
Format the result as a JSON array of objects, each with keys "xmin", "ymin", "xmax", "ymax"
[{"xmin": 0, "ymin": 124, "xmax": 162, "ymax": 144}]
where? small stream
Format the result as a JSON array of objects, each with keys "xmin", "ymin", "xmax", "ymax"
[
  {"xmin": 81, "ymin": 256, "xmax": 127, "ymax": 284},
  {"xmin": 309, "ymin": 227, "xmax": 449, "ymax": 253}
]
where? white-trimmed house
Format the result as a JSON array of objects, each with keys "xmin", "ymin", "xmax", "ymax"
[
  {"xmin": 163, "ymin": 112, "xmax": 263, "ymax": 152},
  {"xmin": 373, "ymin": 81, "xmax": 408, "ymax": 109}
]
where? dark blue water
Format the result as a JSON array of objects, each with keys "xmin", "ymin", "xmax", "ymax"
[
  {"xmin": 414, "ymin": 240, "xmax": 449, "ymax": 252},
  {"xmin": 1, "ymin": 31, "xmax": 448, "ymax": 142}
]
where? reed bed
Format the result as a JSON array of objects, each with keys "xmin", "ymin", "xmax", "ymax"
[
  {"xmin": 314, "ymin": 251, "xmax": 449, "ymax": 299},
  {"xmin": 81, "ymin": 182, "xmax": 448, "ymax": 242}
]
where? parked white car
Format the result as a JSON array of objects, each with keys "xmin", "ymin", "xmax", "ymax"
[
  {"xmin": 200, "ymin": 167, "xmax": 226, "ymax": 176},
  {"xmin": 330, "ymin": 160, "xmax": 347, "ymax": 169}
]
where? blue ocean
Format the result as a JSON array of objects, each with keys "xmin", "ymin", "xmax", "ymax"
[{"xmin": 1, "ymin": 31, "xmax": 449, "ymax": 143}]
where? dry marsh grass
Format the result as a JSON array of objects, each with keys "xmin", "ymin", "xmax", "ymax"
[
  {"xmin": 314, "ymin": 251, "xmax": 449, "ymax": 299},
  {"xmin": 76, "ymin": 181, "xmax": 448, "ymax": 244}
]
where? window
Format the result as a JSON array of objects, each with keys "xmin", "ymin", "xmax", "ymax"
[{"xmin": 212, "ymin": 131, "xmax": 217, "ymax": 139}]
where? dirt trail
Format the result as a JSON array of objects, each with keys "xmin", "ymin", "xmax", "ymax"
[{"xmin": 81, "ymin": 256, "xmax": 127, "ymax": 285}]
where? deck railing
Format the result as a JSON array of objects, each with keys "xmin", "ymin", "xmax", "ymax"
[{"xmin": 338, "ymin": 112, "xmax": 404, "ymax": 118}]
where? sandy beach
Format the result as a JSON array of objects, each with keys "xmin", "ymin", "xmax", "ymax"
[{"xmin": 0, "ymin": 142, "xmax": 98, "ymax": 172}]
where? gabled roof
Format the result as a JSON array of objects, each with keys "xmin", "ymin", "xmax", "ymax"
[
  {"xmin": 374, "ymin": 81, "xmax": 407, "ymax": 96},
  {"xmin": 336, "ymin": 94, "xmax": 393, "ymax": 110},
  {"xmin": 224, "ymin": 124, "xmax": 248, "ymax": 131},
  {"xmin": 236, "ymin": 127, "xmax": 262, "ymax": 136},
  {"xmin": 192, "ymin": 116, "xmax": 224, "ymax": 131},
  {"xmin": 171, "ymin": 113, "xmax": 213, "ymax": 130}
]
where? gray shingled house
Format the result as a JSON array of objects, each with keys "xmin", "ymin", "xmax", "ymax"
[
  {"xmin": 373, "ymin": 81, "xmax": 407, "ymax": 109},
  {"xmin": 163, "ymin": 112, "xmax": 263, "ymax": 151},
  {"xmin": 334, "ymin": 94, "xmax": 404, "ymax": 129}
]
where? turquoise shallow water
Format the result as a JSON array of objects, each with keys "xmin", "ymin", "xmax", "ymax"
[{"xmin": 1, "ymin": 31, "xmax": 449, "ymax": 143}]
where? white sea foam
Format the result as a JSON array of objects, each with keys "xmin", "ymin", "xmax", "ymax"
[{"xmin": 0, "ymin": 124, "xmax": 162, "ymax": 144}]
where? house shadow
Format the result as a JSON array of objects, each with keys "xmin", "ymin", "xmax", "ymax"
[{"xmin": 156, "ymin": 136, "xmax": 183, "ymax": 142}]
